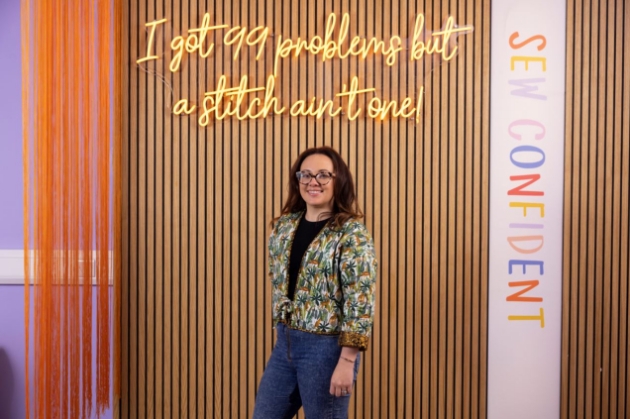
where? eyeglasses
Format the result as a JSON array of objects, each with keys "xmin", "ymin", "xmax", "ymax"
[{"xmin": 296, "ymin": 171, "xmax": 336, "ymax": 185}]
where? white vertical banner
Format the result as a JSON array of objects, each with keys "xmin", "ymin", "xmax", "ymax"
[{"xmin": 488, "ymin": 1, "xmax": 566, "ymax": 418}]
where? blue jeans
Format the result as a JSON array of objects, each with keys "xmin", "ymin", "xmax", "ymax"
[{"xmin": 253, "ymin": 323, "xmax": 360, "ymax": 419}]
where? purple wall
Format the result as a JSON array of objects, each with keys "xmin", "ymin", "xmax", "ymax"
[
  {"xmin": 0, "ymin": 1, "xmax": 113, "ymax": 417},
  {"xmin": 0, "ymin": 0, "xmax": 24, "ymax": 249},
  {"xmin": 0, "ymin": 0, "xmax": 29, "ymax": 416}
]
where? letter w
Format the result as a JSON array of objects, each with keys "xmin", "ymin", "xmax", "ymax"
[
  {"xmin": 508, "ymin": 78, "xmax": 547, "ymax": 100},
  {"xmin": 508, "ymin": 174, "xmax": 544, "ymax": 196},
  {"xmin": 507, "ymin": 280, "xmax": 543, "ymax": 302}
]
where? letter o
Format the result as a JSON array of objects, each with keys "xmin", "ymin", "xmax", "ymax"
[{"xmin": 510, "ymin": 145, "xmax": 545, "ymax": 169}]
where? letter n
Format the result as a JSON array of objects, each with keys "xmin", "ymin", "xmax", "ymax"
[
  {"xmin": 508, "ymin": 174, "xmax": 544, "ymax": 196},
  {"xmin": 506, "ymin": 280, "xmax": 543, "ymax": 302}
]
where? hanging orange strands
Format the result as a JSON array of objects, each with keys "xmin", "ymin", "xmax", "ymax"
[
  {"xmin": 20, "ymin": 0, "xmax": 31, "ymax": 417},
  {"xmin": 112, "ymin": 0, "xmax": 124, "ymax": 415},
  {"xmin": 21, "ymin": 0, "xmax": 123, "ymax": 418}
]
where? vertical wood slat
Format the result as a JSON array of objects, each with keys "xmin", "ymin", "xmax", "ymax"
[
  {"xmin": 122, "ymin": 0, "xmax": 490, "ymax": 417},
  {"xmin": 562, "ymin": 0, "xmax": 630, "ymax": 418}
]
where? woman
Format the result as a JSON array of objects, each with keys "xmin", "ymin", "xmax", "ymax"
[{"xmin": 253, "ymin": 147, "xmax": 378, "ymax": 419}]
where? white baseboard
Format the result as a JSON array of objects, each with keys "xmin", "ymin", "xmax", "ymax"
[
  {"xmin": 0, "ymin": 250, "xmax": 24, "ymax": 284},
  {"xmin": 0, "ymin": 249, "xmax": 113, "ymax": 285}
]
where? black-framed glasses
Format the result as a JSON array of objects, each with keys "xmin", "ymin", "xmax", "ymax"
[{"xmin": 296, "ymin": 170, "xmax": 336, "ymax": 185}]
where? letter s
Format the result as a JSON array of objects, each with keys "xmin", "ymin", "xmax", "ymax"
[{"xmin": 509, "ymin": 32, "xmax": 546, "ymax": 51}]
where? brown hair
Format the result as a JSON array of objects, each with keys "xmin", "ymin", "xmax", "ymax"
[{"xmin": 273, "ymin": 146, "xmax": 363, "ymax": 229}]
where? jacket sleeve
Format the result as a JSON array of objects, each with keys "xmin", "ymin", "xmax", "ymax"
[
  {"xmin": 338, "ymin": 222, "xmax": 378, "ymax": 351},
  {"xmin": 268, "ymin": 218, "xmax": 289, "ymax": 324}
]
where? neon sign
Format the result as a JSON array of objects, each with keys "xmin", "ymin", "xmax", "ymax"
[{"xmin": 136, "ymin": 12, "xmax": 473, "ymax": 124}]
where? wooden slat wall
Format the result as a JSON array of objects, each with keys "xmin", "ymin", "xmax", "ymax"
[
  {"xmin": 562, "ymin": 0, "xmax": 630, "ymax": 418},
  {"xmin": 121, "ymin": 0, "xmax": 490, "ymax": 418}
]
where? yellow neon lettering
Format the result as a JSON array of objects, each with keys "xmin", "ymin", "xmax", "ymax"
[
  {"xmin": 173, "ymin": 99, "xmax": 196, "ymax": 115},
  {"xmin": 143, "ymin": 12, "xmax": 476, "ymax": 124},
  {"xmin": 411, "ymin": 15, "xmax": 472, "ymax": 62},
  {"xmin": 273, "ymin": 35, "xmax": 294, "ymax": 76},
  {"xmin": 160, "ymin": 12, "xmax": 473, "ymax": 78},
  {"xmin": 137, "ymin": 18, "xmax": 167, "ymax": 64},
  {"xmin": 431, "ymin": 16, "xmax": 473, "ymax": 61},
  {"xmin": 336, "ymin": 77, "xmax": 374, "ymax": 120},
  {"xmin": 322, "ymin": 13, "xmax": 338, "ymax": 61},
  {"xmin": 289, "ymin": 97, "xmax": 342, "ymax": 118},
  {"xmin": 364, "ymin": 38, "xmax": 383, "ymax": 59},
  {"xmin": 229, "ymin": 76, "xmax": 264, "ymax": 115},
  {"xmin": 199, "ymin": 75, "xmax": 285, "ymax": 123},
  {"xmin": 347, "ymin": 36, "xmax": 364, "ymax": 57},
  {"xmin": 410, "ymin": 14, "xmax": 427, "ymax": 61},
  {"xmin": 317, "ymin": 100, "xmax": 342, "ymax": 118},
  {"xmin": 259, "ymin": 76, "xmax": 285, "ymax": 117},
  {"xmin": 186, "ymin": 13, "xmax": 227, "ymax": 58},
  {"xmin": 510, "ymin": 56, "xmax": 547, "ymax": 71},
  {"xmin": 366, "ymin": 87, "xmax": 423, "ymax": 121},
  {"xmin": 224, "ymin": 26, "xmax": 247, "ymax": 60},
  {"xmin": 210, "ymin": 76, "xmax": 229, "ymax": 120},
  {"xmin": 287, "ymin": 38, "xmax": 302, "ymax": 57},
  {"xmin": 245, "ymin": 98, "xmax": 262, "ymax": 116},
  {"xmin": 336, "ymin": 14, "xmax": 351, "ymax": 59},
  {"xmin": 198, "ymin": 95, "xmax": 215, "ymax": 127},
  {"xmin": 266, "ymin": 12, "xmax": 471, "ymax": 74},
  {"xmin": 185, "ymin": 33, "xmax": 200, "ymax": 53},
  {"xmin": 290, "ymin": 99, "xmax": 309, "ymax": 116},
  {"xmin": 510, "ymin": 202, "xmax": 545, "ymax": 217},
  {"xmin": 246, "ymin": 26, "xmax": 271, "ymax": 60},
  {"xmin": 411, "ymin": 16, "xmax": 450, "ymax": 61},
  {"xmin": 415, "ymin": 86, "xmax": 425, "ymax": 122},
  {"xmin": 367, "ymin": 97, "xmax": 382, "ymax": 119},
  {"xmin": 307, "ymin": 36, "xmax": 324, "ymax": 55},
  {"xmin": 393, "ymin": 97, "xmax": 414, "ymax": 118},
  {"xmin": 508, "ymin": 307, "xmax": 545, "ymax": 328},
  {"xmin": 170, "ymin": 14, "xmax": 228, "ymax": 71},
  {"xmin": 386, "ymin": 36, "xmax": 403, "ymax": 66},
  {"xmin": 178, "ymin": 74, "xmax": 428, "ymax": 124},
  {"xmin": 170, "ymin": 36, "xmax": 186, "ymax": 72}
]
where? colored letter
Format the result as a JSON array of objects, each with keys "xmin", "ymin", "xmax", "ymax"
[
  {"xmin": 507, "ymin": 280, "xmax": 543, "ymax": 302},
  {"xmin": 509, "ymin": 32, "xmax": 546, "ymax": 51},
  {"xmin": 510, "ymin": 202, "xmax": 545, "ymax": 217},
  {"xmin": 508, "ymin": 78, "xmax": 547, "ymax": 100},
  {"xmin": 508, "ymin": 307, "xmax": 545, "ymax": 328},
  {"xmin": 509, "ymin": 223, "xmax": 544, "ymax": 229},
  {"xmin": 508, "ymin": 119, "xmax": 546, "ymax": 141},
  {"xmin": 507, "ymin": 235, "xmax": 544, "ymax": 254},
  {"xmin": 508, "ymin": 174, "xmax": 544, "ymax": 196},
  {"xmin": 510, "ymin": 145, "xmax": 545, "ymax": 169},
  {"xmin": 511, "ymin": 56, "xmax": 547, "ymax": 72},
  {"xmin": 508, "ymin": 260, "xmax": 544, "ymax": 275}
]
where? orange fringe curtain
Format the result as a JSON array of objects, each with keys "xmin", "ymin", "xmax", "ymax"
[{"xmin": 21, "ymin": 0, "xmax": 123, "ymax": 418}]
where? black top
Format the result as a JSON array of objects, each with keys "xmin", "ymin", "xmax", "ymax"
[{"xmin": 287, "ymin": 215, "xmax": 330, "ymax": 301}]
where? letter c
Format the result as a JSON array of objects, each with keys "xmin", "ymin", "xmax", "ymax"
[{"xmin": 508, "ymin": 119, "xmax": 546, "ymax": 141}]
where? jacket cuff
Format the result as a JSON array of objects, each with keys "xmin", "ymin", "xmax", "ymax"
[{"xmin": 339, "ymin": 332, "xmax": 369, "ymax": 351}]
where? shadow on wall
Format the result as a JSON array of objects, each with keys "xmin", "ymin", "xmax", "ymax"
[{"xmin": 0, "ymin": 348, "xmax": 14, "ymax": 419}]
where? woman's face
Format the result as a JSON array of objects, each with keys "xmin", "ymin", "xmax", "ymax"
[{"xmin": 298, "ymin": 153, "xmax": 335, "ymax": 215}]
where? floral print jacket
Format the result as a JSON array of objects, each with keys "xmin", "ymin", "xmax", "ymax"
[{"xmin": 269, "ymin": 212, "xmax": 378, "ymax": 351}]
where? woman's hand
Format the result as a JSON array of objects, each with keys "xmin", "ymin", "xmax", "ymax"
[{"xmin": 329, "ymin": 357, "xmax": 355, "ymax": 397}]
